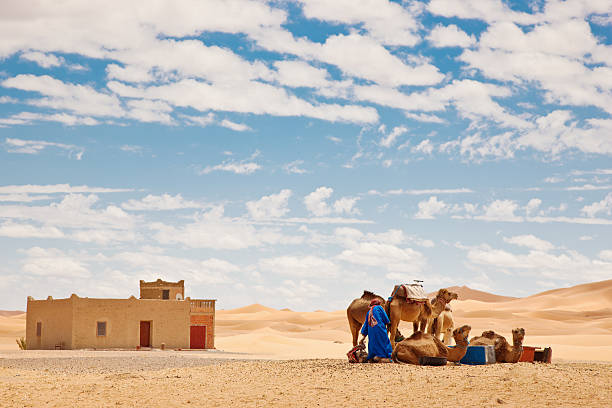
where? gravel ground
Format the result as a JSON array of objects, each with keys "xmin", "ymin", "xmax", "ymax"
[
  {"xmin": 0, "ymin": 355, "xmax": 237, "ymax": 374},
  {"xmin": 0, "ymin": 356, "xmax": 610, "ymax": 407}
]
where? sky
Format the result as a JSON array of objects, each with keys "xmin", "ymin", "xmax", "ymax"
[{"xmin": 0, "ymin": 0, "xmax": 611, "ymax": 311}]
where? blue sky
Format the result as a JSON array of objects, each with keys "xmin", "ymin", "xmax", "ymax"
[{"xmin": 1, "ymin": 0, "xmax": 611, "ymax": 311}]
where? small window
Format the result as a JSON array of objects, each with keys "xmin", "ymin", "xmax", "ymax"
[
  {"xmin": 162, "ymin": 289, "xmax": 170, "ymax": 300},
  {"xmin": 36, "ymin": 322, "xmax": 42, "ymax": 337},
  {"xmin": 97, "ymin": 321, "xmax": 107, "ymax": 336}
]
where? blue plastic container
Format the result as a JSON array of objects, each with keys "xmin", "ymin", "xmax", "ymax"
[{"xmin": 457, "ymin": 345, "xmax": 496, "ymax": 365}]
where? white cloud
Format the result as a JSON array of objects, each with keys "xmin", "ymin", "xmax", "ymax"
[
  {"xmin": 332, "ymin": 196, "xmax": 360, "ymax": 215},
  {"xmin": 2, "ymin": 74, "xmax": 124, "ymax": 118},
  {"xmin": 304, "ymin": 186, "xmax": 334, "ymax": 216},
  {"xmin": 246, "ymin": 189, "xmax": 292, "ymax": 219},
  {"xmin": 150, "ymin": 206, "xmax": 301, "ymax": 250},
  {"xmin": 412, "ymin": 139, "xmax": 434, "ymax": 155},
  {"xmin": 219, "ymin": 119, "xmax": 250, "ymax": 132},
  {"xmin": 20, "ymin": 247, "xmax": 90, "ymax": 278},
  {"xmin": 298, "ymin": 0, "xmax": 421, "ymax": 46},
  {"xmin": 0, "ymin": 222, "xmax": 64, "ymax": 239},
  {"xmin": 427, "ymin": 24, "xmax": 475, "ymax": 48},
  {"xmin": 581, "ymin": 193, "xmax": 612, "ymax": 217},
  {"xmin": 370, "ymin": 188, "xmax": 474, "ymax": 196},
  {"xmin": 106, "ymin": 64, "xmax": 153, "ymax": 83},
  {"xmin": 108, "ymin": 78, "xmax": 378, "ymax": 124},
  {"xmin": 283, "ymin": 160, "xmax": 307, "ymax": 174},
  {"xmin": 459, "ymin": 19, "xmax": 612, "ymax": 117},
  {"xmin": 20, "ymin": 51, "xmax": 85, "ymax": 70},
  {"xmin": 274, "ymin": 60, "xmax": 330, "ymax": 88},
  {"xmin": 428, "ymin": 0, "xmax": 538, "ymax": 24},
  {"xmin": 0, "ymin": 194, "xmax": 53, "ymax": 203},
  {"xmin": 199, "ymin": 160, "xmax": 261, "ymax": 175},
  {"xmin": 119, "ymin": 145, "xmax": 143, "ymax": 154},
  {"xmin": 404, "ymin": 112, "xmax": 446, "ymax": 123},
  {"xmin": 464, "ymin": 243, "xmax": 612, "ymax": 282},
  {"xmin": 337, "ymin": 242, "xmax": 427, "ymax": 274},
  {"xmin": 121, "ymin": 194, "xmax": 204, "ymax": 211},
  {"xmin": 114, "ymin": 251, "xmax": 236, "ymax": 284},
  {"xmin": 476, "ymin": 199, "xmax": 522, "ymax": 222},
  {"xmin": 259, "ymin": 255, "xmax": 339, "ymax": 278},
  {"xmin": 525, "ymin": 198, "xmax": 542, "ymax": 215},
  {"xmin": 0, "ymin": 194, "xmax": 134, "ymax": 231},
  {"xmin": 0, "ymin": 184, "xmax": 132, "ymax": 194},
  {"xmin": 5, "ymin": 137, "xmax": 84, "ymax": 159},
  {"xmin": 599, "ymin": 250, "xmax": 612, "ymax": 262},
  {"xmin": 379, "ymin": 125, "xmax": 407, "ymax": 148},
  {"xmin": 414, "ymin": 196, "xmax": 448, "ymax": 219},
  {"xmin": 504, "ymin": 234, "xmax": 555, "ymax": 252},
  {"xmin": 0, "ymin": 111, "xmax": 99, "ymax": 127}
]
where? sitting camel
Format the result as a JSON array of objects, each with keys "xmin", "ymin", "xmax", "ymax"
[
  {"xmin": 346, "ymin": 291, "xmax": 404, "ymax": 346},
  {"xmin": 388, "ymin": 287, "xmax": 458, "ymax": 349},
  {"xmin": 470, "ymin": 328, "xmax": 525, "ymax": 363},
  {"xmin": 429, "ymin": 305, "xmax": 454, "ymax": 345},
  {"xmin": 391, "ymin": 325, "xmax": 471, "ymax": 364}
]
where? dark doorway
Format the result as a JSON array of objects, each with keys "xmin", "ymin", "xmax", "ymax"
[
  {"xmin": 190, "ymin": 326, "xmax": 206, "ymax": 349},
  {"xmin": 140, "ymin": 321, "xmax": 151, "ymax": 347},
  {"xmin": 162, "ymin": 289, "xmax": 169, "ymax": 299}
]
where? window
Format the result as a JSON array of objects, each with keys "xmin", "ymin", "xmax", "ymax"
[
  {"xmin": 97, "ymin": 321, "xmax": 107, "ymax": 336},
  {"xmin": 36, "ymin": 322, "xmax": 42, "ymax": 337},
  {"xmin": 162, "ymin": 289, "xmax": 169, "ymax": 300}
]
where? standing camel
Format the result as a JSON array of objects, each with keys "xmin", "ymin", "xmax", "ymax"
[
  {"xmin": 388, "ymin": 287, "xmax": 458, "ymax": 349},
  {"xmin": 429, "ymin": 305, "xmax": 454, "ymax": 345},
  {"xmin": 346, "ymin": 290, "xmax": 404, "ymax": 346},
  {"xmin": 346, "ymin": 291, "xmax": 386, "ymax": 347}
]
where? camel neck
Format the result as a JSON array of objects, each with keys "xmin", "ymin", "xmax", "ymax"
[{"xmin": 455, "ymin": 339, "xmax": 468, "ymax": 348}]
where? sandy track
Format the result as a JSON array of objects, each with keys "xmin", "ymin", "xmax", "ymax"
[{"xmin": 0, "ymin": 356, "xmax": 610, "ymax": 407}]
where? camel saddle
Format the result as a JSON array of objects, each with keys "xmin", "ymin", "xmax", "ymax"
[{"xmin": 389, "ymin": 284, "xmax": 428, "ymax": 303}]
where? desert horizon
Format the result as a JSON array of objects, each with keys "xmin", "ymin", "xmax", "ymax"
[{"xmin": 3, "ymin": 279, "xmax": 611, "ymax": 362}]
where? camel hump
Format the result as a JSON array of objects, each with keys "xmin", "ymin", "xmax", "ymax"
[
  {"xmin": 433, "ymin": 336, "xmax": 448, "ymax": 357},
  {"xmin": 482, "ymin": 330, "xmax": 496, "ymax": 338}
]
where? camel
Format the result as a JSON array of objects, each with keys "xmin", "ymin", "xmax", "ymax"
[
  {"xmin": 470, "ymin": 328, "xmax": 525, "ymax": 363},
  {"xmin": 429, "ymin": 305, "xmax": 454, "ymax": 345},
  {"xmin": 391, "ymin": 325, "xmax": 471, "ymax": 364},
  {"xmin": 388, "ymin": 287, "xmax": 458, "ymax": 349},
  {"xmin": 347, "ymin": 290, "xmax": 406, "ymax": 346},
  {"xmin": 418, "ymin": 292, "xmax": 459, "ymax": 335}
]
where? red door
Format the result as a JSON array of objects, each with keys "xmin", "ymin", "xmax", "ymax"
[
  {"xmin": 190, "ymin": 326, "xmax": 206, "ymax": 349},
  {"xmin": 140, "ymin": 321, "xmax": 151, "ymax": 347}
]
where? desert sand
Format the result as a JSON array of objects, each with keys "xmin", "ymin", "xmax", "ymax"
[{"xmin": 0, "ymin": 281, "xmax": 611, "ymax": 406}]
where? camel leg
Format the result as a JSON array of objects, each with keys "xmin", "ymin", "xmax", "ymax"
[
  {"xmin": 350, "ymin": 318, "xmax": 361, "ymax": 347},
  {"xmin": 412, "ymin": 321, "xmax": 419, "ymax": 334},
  {"xmin": 389, "ymin": 318, "xmax": 400, "ymax": 349},
  {"xmin": 443, "ymin": 327, "xmax": 452, "ymax": 345},
  {"xmin": 430, "ymin": 317, "xmax": 442, "ymax": 340},
  {"xmin": 419, "ymin": 318, "xmax": 428, "ymax": 332}
]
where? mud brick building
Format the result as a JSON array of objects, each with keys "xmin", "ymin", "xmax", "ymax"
[{"xmin": 26, "ymin": 279, "xmax": 215, "ymax": 350}]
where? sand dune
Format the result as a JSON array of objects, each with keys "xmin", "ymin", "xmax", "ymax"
[
  {"xmin": 1, "ymin": 281, "xmax": 611, "ymax": 361},
  {"xmin": 430, "ymin": 285, "xmax": 518, "ymax": 302}
]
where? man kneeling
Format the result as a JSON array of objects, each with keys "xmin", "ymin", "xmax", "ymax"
[{"xmin": 358, "ymin": 299, "xmax": 393, "ymax": 363}]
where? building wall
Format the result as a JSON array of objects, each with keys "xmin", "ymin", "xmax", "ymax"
[
  {"xmin": 71, "ymin": 297, "xmax": 190, "ymax": 349},
  {"xmin": 139, "ymin": 279, "xmax": 185, "ymax": 300},
  {"xmin": 26, "ymin": 296, "xmax": 74, "ymax": 350},
  {"xmin": 190, "ymin": 313, "xmax": 215, "ymax": 348}
]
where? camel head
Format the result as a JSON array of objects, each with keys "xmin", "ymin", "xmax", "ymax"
[
  {"xmin": 361, "ymin": 290, "xmax": 385, "ymax": 305},
  {"xmin": 452, "ymin": 325, "xmax": 471, "ymax": 344},
  {"xmin": 436, "ymin": 288, "xmax": 459, "ymax": 304},
  {"xmin": 512, "ymin": 328, "xmax": 525, "ymax": 345}
]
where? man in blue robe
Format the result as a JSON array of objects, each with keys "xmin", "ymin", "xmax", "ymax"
[{"xmin": 358, "ymin": 299, "xmax": 393, "ymax": 362}]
